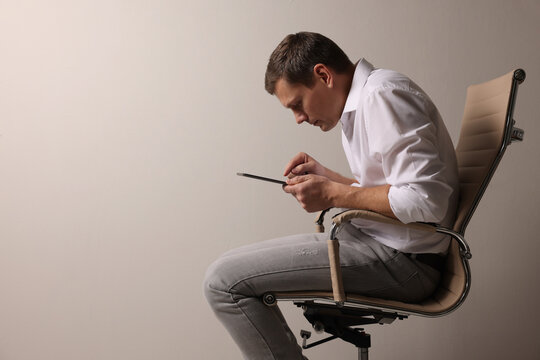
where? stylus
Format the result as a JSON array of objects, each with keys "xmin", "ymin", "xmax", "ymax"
[{"xmin": 236, "ymin": 172, "xmax": 287, "ymax": 186}]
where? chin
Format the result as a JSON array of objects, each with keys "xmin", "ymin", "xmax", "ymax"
[{"xmin": 319, "ymin": 122, "xmax": 337, "ymax": 132}]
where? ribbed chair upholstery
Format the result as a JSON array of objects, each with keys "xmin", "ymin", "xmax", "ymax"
[{"xmin": 262, "ymin": 69, "xmax": 526, "ymax": 358}]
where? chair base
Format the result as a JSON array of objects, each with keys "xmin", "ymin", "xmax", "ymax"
[
  {"xmin": 300, "ymin": 327, "xmax": 370, "ymax": 360},
  {"xmin": 298, "ymin": 302, "xmax": 403, "ymax": 359}
]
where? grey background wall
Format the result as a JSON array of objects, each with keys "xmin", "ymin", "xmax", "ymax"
[{"xmin": 1, "ymin": 1, "xmax": 539, "ymax": 359}]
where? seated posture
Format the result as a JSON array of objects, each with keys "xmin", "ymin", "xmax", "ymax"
[{"xmin": 204, "ymin": 32, "xmax": 459, "ymax": 360}]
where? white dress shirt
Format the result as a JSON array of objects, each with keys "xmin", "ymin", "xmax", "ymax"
[{"xmin": 340, "ymin": 59, "xmax": 459, "ymax": 254}]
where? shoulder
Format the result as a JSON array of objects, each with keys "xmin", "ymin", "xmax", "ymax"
[
  {"xmin": 364, "ymin": 69, "xmax": 429, "ymax": 103},
  {"xmin": 361, "ymin": 69, "xmax": 439, "ymax": 134}
]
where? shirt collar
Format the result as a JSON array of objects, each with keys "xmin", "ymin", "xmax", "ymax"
[{"xmin": 341, "ymin": 58, "xmax": 375, "ymax": 116}]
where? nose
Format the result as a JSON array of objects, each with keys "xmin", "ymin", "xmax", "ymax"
[{"xmin": 294, "ymin": 110, "xmax": 308, "ymax": 124}]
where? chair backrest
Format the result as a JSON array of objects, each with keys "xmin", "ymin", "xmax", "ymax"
[
  {"xmin": 434, "ymin": 69, "xmax": 525, "ymax": 314},
  {"xmin": 453, "ymin": 69, "xmax": 525, "ymax": 235}
]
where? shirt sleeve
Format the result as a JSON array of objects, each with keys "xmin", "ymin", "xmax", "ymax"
[{"xmin": 363, "ymin": 86, "xmax": 454, "ymax": 224}]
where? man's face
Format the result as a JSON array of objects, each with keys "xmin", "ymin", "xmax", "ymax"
[{"xmin": 274, "ymin": 75, "xmax": 342, "ymax": 132}]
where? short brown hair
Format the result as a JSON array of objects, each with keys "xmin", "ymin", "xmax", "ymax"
[{"xmin": 264, "ymin": 32, "xmax": 353, "ymax": 94}]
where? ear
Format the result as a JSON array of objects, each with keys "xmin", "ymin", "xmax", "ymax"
[{"xmin": 313, "ymin": 64, "xmax": 334, "ymax": 88}]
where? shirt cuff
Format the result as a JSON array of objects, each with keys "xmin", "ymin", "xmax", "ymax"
[{"xmin": 388, "ymin": 184, "xmax": 428, "ymax": 224}]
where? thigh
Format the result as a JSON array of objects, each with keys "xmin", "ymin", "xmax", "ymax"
[
  {"xmin": 208, "ymin": 232, "xmax": 333, "ymax": 296},
  {"xmin": 209, "ymin": 227, "xmax": 400, "ymax": 297},
  {"xmin": 208, "ymin": 225, "xmax": 438, "ymax": 302}
]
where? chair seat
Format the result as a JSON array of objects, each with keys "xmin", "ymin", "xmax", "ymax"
[
  {"xmin": 271, "ymin": 241, "xmax": 468, "ymax": 317},
  {"xmin": 272, "ymin": 290, "xmax": 457, "ymax": 316}
]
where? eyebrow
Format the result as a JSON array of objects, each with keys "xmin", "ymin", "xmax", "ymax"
[{"xmin": 285, "ymin": 98, "xmax": 301, "ymax": 109}]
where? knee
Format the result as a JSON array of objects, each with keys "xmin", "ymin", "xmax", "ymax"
[{"xmin": 203, "ymin": 256, "xmax": 234, "ymax": 305}]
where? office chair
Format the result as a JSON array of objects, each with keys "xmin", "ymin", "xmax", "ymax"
[{"xmin": 262, "ymin": 69, "xmax": 526, "ymax": 359}]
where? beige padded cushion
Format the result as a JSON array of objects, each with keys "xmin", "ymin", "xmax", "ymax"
[{"xmin": 275, "ymin": 70, "xmax": 515, "ymax": 316}]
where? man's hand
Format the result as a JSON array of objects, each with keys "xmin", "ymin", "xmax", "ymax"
[
  {"xmin": 281, "ymin": 151, "xmax": 395, "ymax": 217},
  {"xmin": 283, "ymin": 173, "xmax": 398, "ymax": 219},
  {"xmin": 282, "ymin": 174, "xmax": 338, "ymax": 213},
  {"xmin": 284, "ymin": 152, "xmax": 357, "ymax": 185},
  {"xmin": 283, "ymin": 152, "xmax": 327, "ymax": 179}
]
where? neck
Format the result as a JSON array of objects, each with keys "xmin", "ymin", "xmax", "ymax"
[
  {"xmin": 334, "ymin": 64, "xmax": 356, "ymax": 114},
  {"xmin": 342, "ymin": 63, "xmax": 356, "ymax": 96}
]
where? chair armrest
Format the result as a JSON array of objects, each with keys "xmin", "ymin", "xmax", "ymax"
[
  {"xmin": 314, "ymin": 208, "xmax": 331, "ymax": 233},
  {"xmin": 323, "ymin": 209, "xmax": 471, "ymax": 304},
  {"xmin": 329, "ymin": 209, "xmax": 471, "ymax": 258},
  {"xmin": 330, "ymin": 209, "xmax": 437, "ymax": 236}
]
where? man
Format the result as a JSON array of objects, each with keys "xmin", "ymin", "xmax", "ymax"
[{"xmin": 204, "ymin": 32, "xmax": 458, "ymax": 359}]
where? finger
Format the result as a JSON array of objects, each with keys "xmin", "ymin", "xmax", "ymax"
[
  {"xmin": 283, "ymin": 152, "xmax": 307, "ymax": 176},
  {"xmin": 291, "ymin": 162, "xmax": 313, "ymax": 175},
  {"xmin": 286, "ymin": 174, "xmax": 309, "ymax": 185},
  {"xmin": 282, "ymin": 184, "xmax": 295, "ymax": 195}
]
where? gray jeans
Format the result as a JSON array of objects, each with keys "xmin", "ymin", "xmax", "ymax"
[{"xmin": 203, "ymin": 223, "xmax": 440, "ymax": 360}]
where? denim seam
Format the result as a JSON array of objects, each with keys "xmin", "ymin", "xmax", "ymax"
[
  {"xmin": 227, "ymin": 265, "xmax": 331, "ymax": 292},
  {"xmin": 227, "ymin": 262, "xmax": 372, "ymax": 293}
]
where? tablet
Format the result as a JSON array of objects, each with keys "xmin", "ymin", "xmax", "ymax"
[{"xmin": 236, "ymin": 172, "xmax": 287, "ymax": 186}]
